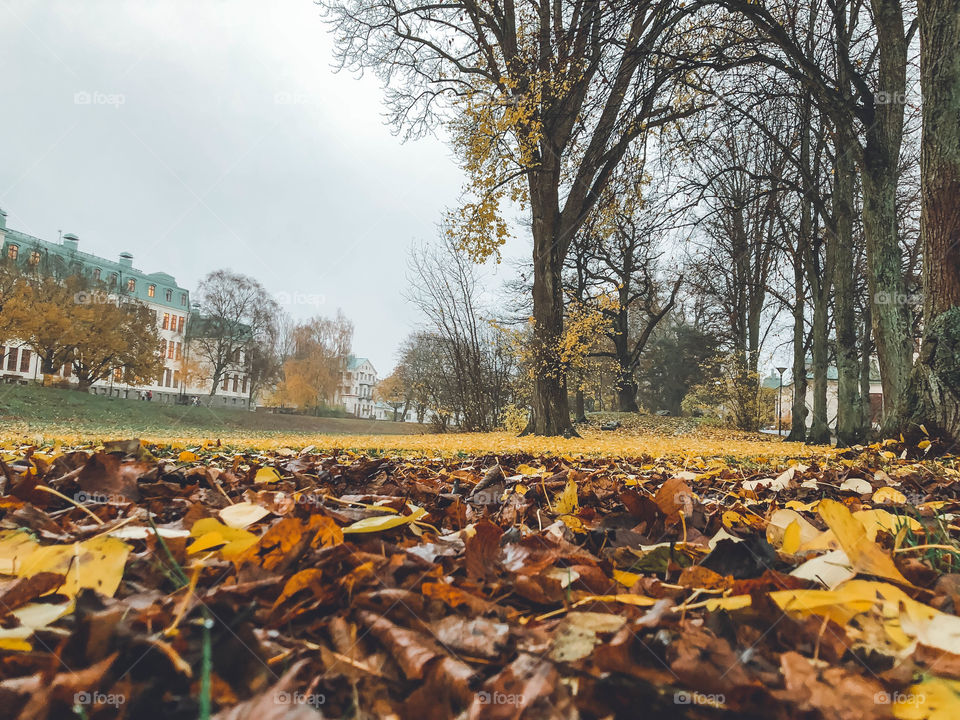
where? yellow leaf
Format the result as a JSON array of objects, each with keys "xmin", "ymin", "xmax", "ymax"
[
  {"xmin": 782, "ymin": 520, "xmax": 801, "ymax": 555},
  {"xmin": 613, "ymin": 569, "xmax": 640, "ymax": 587},
  {"xmin": 178, "ymin": 450, "xmax": 200, "ymax": 462},
  {"xmin": 553, "ymin": 475, "xmax": 579, "ymax": 515},
  {"xmin": 918, "ymin": 440, "xmax": 931, "ymax": 451},
  {"xmin": 817, "ymin": 499, "xmax": 911, "ymax": 585},
  {"xmin": 872, "ymin": 487, "xmax": 907, "ymax": 505},
  {"xmin": 188, "ymin": 518, "xmax": 259, "ymax": 560},
  {"xmin": 17, "ymin": 536, "xmax": 131, "ymax": 598},
  {"xmin": 342, "ymin": 504, "xmax": 427, "ymax": 534},
  {"xmin": 893, "ymin": 677, "xmax": 960, "ymax": 719},
  {"xmin": 559, "ymin": 514, "xmax": 587, "ymax": 534},
  {"xmin": 254, "ymin": 467, "xmax": 283, "ymax": 483}
]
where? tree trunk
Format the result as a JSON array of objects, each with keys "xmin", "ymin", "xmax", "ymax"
[
  {"xmin": 833, "ymin": 122, "xmax": 862, "ymax": 446},
  {"xmin": 863, "ymin": 0, "xmax": 912, "ymax": 432},
  {"xmin": 574, "ymin": 387, "xmax": 586, "ymax": 423},
  {"xmin": 525, "ymin": 172, "xmax": 576, "ymax": 437},
  {"xmin": 615, "ymin": 374, "xmax": 639, "ymax": 413},
  {"xmin": 808, "ymin": 292, "xmax": 831, "ymax": 444},
  {"xmin": 787, "ymin": 263, "xmax": 808, "ymax": 441},
  {"xmin": 904, "ymin": 0, "xmax": 960, "ymax": 442},
  {"xmin": 860, "ymin": 312, "xmax": 874, "ymax": 435}
]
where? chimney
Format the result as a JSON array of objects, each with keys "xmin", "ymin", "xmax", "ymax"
[
  {"xmin": 62, "ymin": 233, "xmax": 79, "ymax": 251},
  {"xmin": 119, "ymin": 252, "xmax": 133, "ymax": 268}
]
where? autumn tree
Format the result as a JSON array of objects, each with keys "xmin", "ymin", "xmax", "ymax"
[
  {"xmin": 2, "ymin": 274, "xmax": 85, "ymax": 376},
  {"xmin": 565, "ymin": 170, "xmax": 683, "ymax": 412},
  {"xmin": 189, "ymin": 270, "xmax": 280, "ymax": 396},
  {"xmin": 70, "ymin": 300, "xmax": 163, "ymax": 391},
  {"xmin": 320, "ymin": 0, "xmax": 710, "ymax": 435},
  {"xmin": 272, "ymin": 312, "xmax": 353, "ymax": 412},
  {"xmin": 375, "ymin": 371, "xmax": 406, "ymax": 421}
]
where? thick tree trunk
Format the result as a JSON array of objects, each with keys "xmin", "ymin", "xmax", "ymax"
[
  {"xmin": 863, "ymin": 0, "xmax": 912, "ymax": 432},
  {"xmin": 904, "ymin": 0, "xmax": 960, "ymax": 442},
  {"xmin": 616, "ymin": 375, "xmax": 639, "ymax": 413},
  {"xmin": 808, "ymin": 292, "xmax": 831, "ymax": 444},
  {"xmin": 833, "ymin": 123, "xmax": 862, "ymax": 446},
  {"xmin": 525, "ymin": 172, "xmax": 576, "ymax": 437}
]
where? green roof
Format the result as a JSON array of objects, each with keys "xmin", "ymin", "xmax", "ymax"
[
  {"xmin": 346, "ymin": 355, "xmax": 372, "ymax": 371},
  {"xmin": 1, "ymin": 227, "xmax": 189, "ymax": 311}
]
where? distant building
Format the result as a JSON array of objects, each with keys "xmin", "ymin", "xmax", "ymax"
[
  {"xmin": 337, "ymin": 355, "xmax": 377, "ymax": 418},
  {"xmin": 762, "ymin": 361, "xmax": 884, "ymax": 430},
  {"xmin": 0, "ymin": 208, "xmax": 251, "ymax": 406}
]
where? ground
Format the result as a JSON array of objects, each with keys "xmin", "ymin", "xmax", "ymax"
[{"xmin": 0, "ymin": 392, "xmax": 958, "ymax": 719}]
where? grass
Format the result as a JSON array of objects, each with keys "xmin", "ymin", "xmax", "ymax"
[
  {"xmin": 0, "ymin": 383, "xmax": 424, "ymax": 441},
  {"xmin": 0, "ymin": 384, "xmax": 828, "ymax": 463}
]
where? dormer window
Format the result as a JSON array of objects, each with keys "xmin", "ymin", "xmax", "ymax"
[
  {"xmin": 148, "ymin": 284, "xmax": 156, "ymax": 297},
  {"xmin": 6, "ymin": 245, "xmax": 17, "ymax": 260},
  {"xmin": 109, "ymin": 273, "xmax": 118, "ymax": 287},
  {"xmin": 165, "ymin": 289, "xmax": 172, "ymax": 301},
  {"xmin": 127, "ymin": 278, "xmax": 136, "ymax": 292},
  {"xmin": 28, "ymin": 250, "xmax": 40, "ymax": 265},
  {"xmin": 180, "ymin": 292, "xmax": 187, "ymax": 306}
]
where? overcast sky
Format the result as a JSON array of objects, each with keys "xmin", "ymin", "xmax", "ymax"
[{"xmin": 0, "ymin": 0, "xmax": 522, "ymax": 374}]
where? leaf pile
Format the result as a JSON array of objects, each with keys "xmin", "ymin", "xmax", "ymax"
[{"xmin": 0, "ymin": 439, "xmax": 959, "ymax": 718}]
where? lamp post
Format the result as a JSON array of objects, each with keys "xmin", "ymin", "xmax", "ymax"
[{"xmin": 776, "ymin": 366, "xmax": 787, "ymax": 436}]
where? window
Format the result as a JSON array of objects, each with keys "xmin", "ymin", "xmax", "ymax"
[
  {"xmin": 222, "ymin": 376, "xmax": 228, "ymax": 391},
  {"xmin": 163, "ymin": 369, "xmax": 171, "ymax": 387},
  {"xmin": 114, "ymin": 367, "xmax": 123, "ymax": 381},
  {"xmin": 177, "ymin": 316, "xmax": 185, "ymax": 333},
  {"xmin": 165, "ymin": 289, "xmax": 172, "ymax": 302},
  {"xmin": 175, "ymin": 342, "xmax": 181, "ymax": 360},
  {"xmin": 162, "ymin": 313, "xmax": 170, "ymax": 330},
  {"xmin": 93, "ymin": 268, "xmax": 101, "ymax": 280},
  {"xmin": 109, "ymin": 273, "xmax": 118, "ymax": 287},
  {"xmin": 29, "ymin": 250, "xmax": 40, "ymax": 265},
  {"xmin": 232, "ymin": 376, "xmax": 238, "ymax": 392},
  {"xmin": 180, "ymin": 292, "xmax": 187, "ymax": 306},
  {"xmin": 148, "ymin": 284, "xmax": 156, "ymax": 298},
  {"xmin": 242, "ymin": 377, "xmax": 248, "ymax": 393},
  {"xmin": 19, "ymin": 349, "xmax": 30, "ymax": 373},
  {"xmin": 6, "ymin": 349, "xmax": 17, "ymax": 371},
  {"xmin": 6, "ymin": 245, "xmax": 17, "ymax": 260},
  {"xmin": 173, "ymin": 370, "xmax": 181, "ymax": 387},
  {"xmin": 160, "ymin": 339, "xmax": 167, "ymax": 357},
  {"xmin": 167, "ymin": 342, "xmax": 174, "ymax": 359},
  {"xmin": 127, "ymin": 278, "xmax": 136, "ymax": 292}
]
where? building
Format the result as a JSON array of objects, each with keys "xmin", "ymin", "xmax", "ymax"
[
  {"xmin": 336, "ymin": 355, "xmax": 377, "ymax": 418},
  {"xmin": 0, "ymin": 208, "xmax": 251, "ymax": 406},
  {"xmin": 762, "ymin": 362, "xmax": 884, "ymax": 431}
]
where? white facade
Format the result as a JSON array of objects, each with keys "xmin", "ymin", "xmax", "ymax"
[{"xmin": 337, "ymin": 356, "xmax": 377, "ymax": 418}]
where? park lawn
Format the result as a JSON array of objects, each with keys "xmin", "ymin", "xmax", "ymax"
[{"xmin": 0, "ymin": 382, "xmax": 423, "ymax": 442}]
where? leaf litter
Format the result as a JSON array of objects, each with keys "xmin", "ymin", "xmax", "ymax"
[{"xmin": 0, "ymin": 437, "xmax": 957, "ymax": 718}]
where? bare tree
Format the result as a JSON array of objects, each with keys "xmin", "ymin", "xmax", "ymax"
[
  {"xmin": 319, "ymin": 0, "xmax": 711, "ymax": 435},
  {"xmin": 189, "ymin": 270, "xmax": 280, "ymax": 396}
]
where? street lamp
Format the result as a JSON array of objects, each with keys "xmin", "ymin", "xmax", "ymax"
[{"xmin": 776, "ymin": 366, "xmax": 787, "ymax": 436}]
